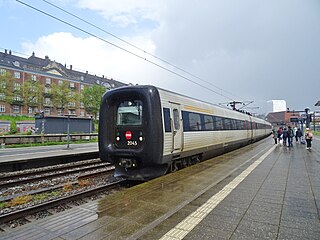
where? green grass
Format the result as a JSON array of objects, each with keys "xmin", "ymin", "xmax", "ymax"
[
  {"xmin": 313, "ymin": 131, "xmax": 320, "ymax": 136},
  {"xmin": 5, "ymin": 138, "xmax": 98, "ymax": 148},
  {"xmin": 0, "ymin": 202, "xmax": 6, "ymax": 209},
  {"xmin": 0, "ymin": 115, "xmax": 34, "ymax": 121}
]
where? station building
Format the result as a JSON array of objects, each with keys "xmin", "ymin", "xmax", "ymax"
[{"xmin": 0, "ymin": 49, "xmax": 126, "ymax": 118}]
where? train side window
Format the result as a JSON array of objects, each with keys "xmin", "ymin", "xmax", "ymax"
[
  {"xmin": 163, "ymin": 108, "xmax": 171, "ymax": 132},
  {"xmin": 224, "ymin": 118, "xmax": 232, "ymax": 130},
  {"xmin": 173, "ymin": 109, "xmax": 180, "ymax": 130},
  {"xmin": 182, "ymin": 111, "xmax": 190, "ymax": 131},
  {"xmin": 204, "ymin": 115, "xmax": 214, "ymax": 130},
  {"xmin": 215, "ymin": 117, "xmax": 224, "ymax": 130},
  {"xmin": 189, "ymin": 112, "xmax": 201, "ymax": 131},
  {"xmin": 231, "ymin": 119, "xmax": 237, "ymax": 130}
]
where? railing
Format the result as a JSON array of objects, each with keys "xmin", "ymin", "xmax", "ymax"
[{"xmin": 0, "ymin": 133, "xmax": 98, "ymax": 145}]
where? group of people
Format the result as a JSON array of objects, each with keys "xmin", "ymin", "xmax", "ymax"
[{"xmin": 272, "ymin": 126, "xmax": 313, "ymax": 149}]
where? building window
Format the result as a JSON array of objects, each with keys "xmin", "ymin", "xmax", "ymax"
[
  {"xmin": 14, "ymin": 72, "xmax": 21, "ymax": 79},
  {"xmin": 80, "ymin": 111, "xmax": 84, "ymax": 116},
  {"xmin": 58, "ymin": 80, "xmax": 63, "ymax": 85},
  {"xmin": 45, "ymin": 87, "xmax": 50, "ymax": 93},
  {"xmin": 31, "ymin": 75, "xmax": 37, "ymax": 81},
  {"xmin": 80, "ymin": 84, "xmax": 84, "ymax": 90},
  {"xmin": 45, "ymin": 78, "xmax": 51, "ymax": 85},
  {"xmin": 70, "ymin": 82, "xmax": 75, "ymax": 88},
  {"xmin": 0, "ymin": 105, "xmax": 5, "ymax": 113},
  {"xmin": 45, "ymin": 98, "xmax": 51, "ymax": 105},
  {"xmin": 28, "ymin": 107, "xmax": 33, "ymax": 114},
  {"xmin": 0, "ymin": 69, "xmax": 6, "ymax": 76},
  {"xmin": 0, "ymin": 93, "xmax": 5, "ymax": 101},
  {"xmin": 57, "ymin": 109, "xmax": 62, "ymax": 115},
  {"xmin": 13, "ymin": 95, "xmax": 22, "ymax": 101},
  {"xmin": 44, "ymin": 108, "xmax": 50, "ymax": 115},
  {"xmin": 13, "ymin": 105, "xmax": 20, "ymax": 113},
  {"xmin": 68, "ymin": 102, "xmax": 76, "ymax": 108},
  {"xmin": 14, "ymin": 83, "xmax": 21, "ymax": 91},
  {"xmin": 68, "ymin": 110, "xmax": 75, "ymax": 115},
  {"xmin": 80, "ymin": 76, "xmax": 84, "ymax": 81},
  {"xmin": 80, "ymin": 102, "xmax": 84, "ymax": 108}
]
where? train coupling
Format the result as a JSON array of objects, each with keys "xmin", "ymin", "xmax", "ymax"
[{"xmin": 118, "ymin": 158, "xmax": 137, "ymax": 168}]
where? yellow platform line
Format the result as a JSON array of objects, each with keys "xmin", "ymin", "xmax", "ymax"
[{"xmin": 159, "ymin": 145, "xmax": 276, "ymax": 240}]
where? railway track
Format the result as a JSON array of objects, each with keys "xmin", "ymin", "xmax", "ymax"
[
  {"xmin": 0, "ymin": 159, "xmax": 126, "ymax": 227},
  {"xmin": 0, "ymin": 160, "xmax": 113, "ymax": 188}
]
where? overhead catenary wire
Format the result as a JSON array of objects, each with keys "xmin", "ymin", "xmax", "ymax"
[
  {"xmin": 16, "ymin": 0, "xmax": 241, "ymax": 102},
  {"xmin": 40, "ymin": 0, "xmax": 242, "ymax": 101}
]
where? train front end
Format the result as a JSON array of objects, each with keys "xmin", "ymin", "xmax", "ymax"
[{"xmin": 98, "ymin": 85, "xmax": 166, "ymax": 180}]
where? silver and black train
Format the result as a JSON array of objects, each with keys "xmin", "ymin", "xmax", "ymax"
[{"xmin": 99, "ymin": 85, "xmax": 271, "ymax": 180}]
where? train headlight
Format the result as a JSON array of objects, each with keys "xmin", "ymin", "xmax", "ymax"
[
  {"xmin": 116, "ymin": 137, "xmax": 120, "ymax": 141},
  {"xmin": 139, "ymin": 136, "xmax": 143, "ymax": 141}
]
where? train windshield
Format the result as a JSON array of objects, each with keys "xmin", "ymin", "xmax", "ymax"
[{"xmin": 116, "ymin": 100, "xmax": 143, "ymax": 126}]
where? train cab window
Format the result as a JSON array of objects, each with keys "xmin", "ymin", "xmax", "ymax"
[
  {"xmin": 173, "ymin": 109, "xmax": 180, "ymax": 130},
  {"xmin": 163, "ymin": 108, "xmax": 171, "ymax": 132},
  {"xmin": 116, "ymin": 100, "xmax": 143, "ymax": 126}
]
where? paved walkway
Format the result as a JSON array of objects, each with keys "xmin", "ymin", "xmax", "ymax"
[{"xmin": 1, "ymin": 137, "xmax": 319, "ymax": 239}]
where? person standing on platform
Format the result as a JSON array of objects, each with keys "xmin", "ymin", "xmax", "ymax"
[
  {"xmin": 294, "ymin": 126, "xmax": 298, "ymax": 143},
  {"xmin": 282, "ymin": 127, "xmax": 288, "ymax": 146},
  {"xmin": 305, "ymin": 128, "xmax": 313, "ymax": 150},
  {"xmin": 277, "ymin": 127, "xmax": 283, "ymax": 144},
  {"xmin": 296, "ymin": 128, "xmax": 302, "ymax": 143},
  {"xmin": 287, "ymin": 126, "xmax": 294, "ymax": 147},
  {"xmin": 272, "ymin": 128, "xmax": 277, "ymax": 144}
]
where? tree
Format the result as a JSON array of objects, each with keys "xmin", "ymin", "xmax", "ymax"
[
  {"xmin": 51, "ymin": 81, "xmax": 79, "ymax": 115},
  {"xmin": 81, "ymin": 84, "xmax": 106, "ymax": 119},
  {"xmin": 22, "ymin": 78, "xmax": 44, "ymax": 110},
  {"xmin": 0, "ymin": 71, "xmax": 14, "ymax": 104}
]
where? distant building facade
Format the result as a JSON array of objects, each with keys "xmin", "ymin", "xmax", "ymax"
[
  {"xmin": 266, "ymin": 111, "xmax": 301, "ymax": 126},
  {"xmin": 267, "ymin": 100, "xmax": 287, "ymax": 113},
  {"xmin": 0, "ymin": 49, "xmax": 126, "ymax": 117}
]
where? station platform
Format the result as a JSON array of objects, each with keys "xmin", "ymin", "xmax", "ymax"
[
  {"xmin": 1, "ymin": 137, "xmax": 320, "ymax": 239},
  {"xmin": 0, "ymin": 142, "xmax": 98, "ymax": 172}
]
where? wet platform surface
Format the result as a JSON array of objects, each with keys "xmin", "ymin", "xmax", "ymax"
[
  {"xmin": 1, "ymin": 137, "xmax": 320, "ymax": 239},
  {"xmin": 0, "ymin": 142, "xmax": 98, "ymax": 163}
]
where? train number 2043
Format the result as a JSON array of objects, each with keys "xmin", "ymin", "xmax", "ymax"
[{"xmin": 127, "ymin": 141, "xmax": 138, "ymax": 146}]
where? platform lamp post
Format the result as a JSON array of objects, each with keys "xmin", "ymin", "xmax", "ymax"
[
  {"xmin": 305, "ymin": 107, "xmax": 310, "ymax": 129},
  {"xmin": 315, "ymin": 101, "xmax": 320, "ymax": 131},
  {"xmin": 64, "ymin": 114, "xmax": 76, "ymax": 149},
  {"xmin": 67, "ymin": 115, "xmax": 70, "ymax": 149},
  {"xmin": 89, "ymin": 115, "xmax": 92, "ymax": 140},
  {"xmin": 40, "ymin": 110, "xmax": 45, "ymax": 144}
]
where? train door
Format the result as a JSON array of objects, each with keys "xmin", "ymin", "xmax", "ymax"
[
  {"xmin": 248, "ymin": 116, "xmax": 254, "ymax": 141},
  {"xmin": 170, "ymin": 103, "xmax": 183, "ymax": 152}
]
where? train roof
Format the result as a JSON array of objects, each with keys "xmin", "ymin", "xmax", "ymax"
[{"xmin": 109, "ymin": 85, "xmax": 271, "ymax": 125}]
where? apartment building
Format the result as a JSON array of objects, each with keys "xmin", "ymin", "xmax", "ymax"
[{"xmin": 0, "ymin": 49, "xmax": 126, "ymax": 117}]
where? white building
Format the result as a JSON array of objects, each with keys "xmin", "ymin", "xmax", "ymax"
[{"xmin": 267, "ymin": 100, "xmax": 287, "ymax": 113}]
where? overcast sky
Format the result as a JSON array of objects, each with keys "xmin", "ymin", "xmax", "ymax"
[{"xmin": 1, "ymin": 0, "xmax": 320, "ymax": 114}]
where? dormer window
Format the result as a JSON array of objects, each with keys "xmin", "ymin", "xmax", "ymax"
[{"xmin": 13, "ymin": 61, "xmax": 20, "ymax": 67}]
